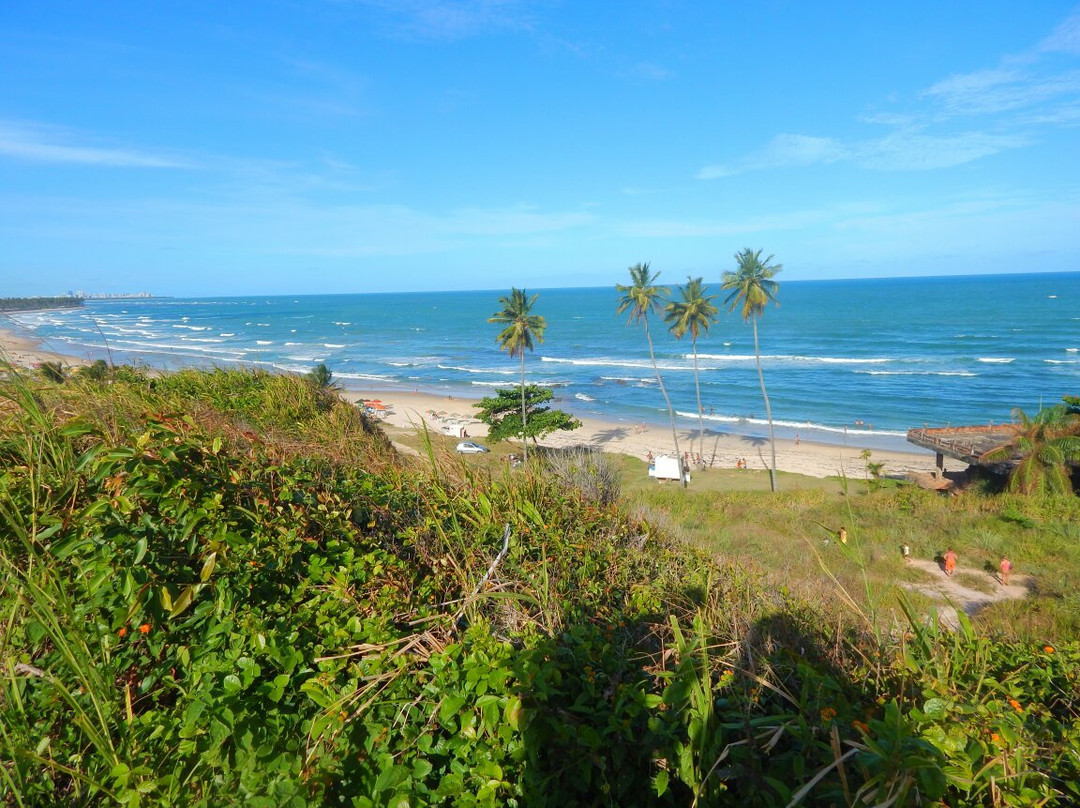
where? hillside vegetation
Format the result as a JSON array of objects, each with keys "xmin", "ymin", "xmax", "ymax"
[{"xmin": 1, "ymin": 367, "xmax": 1078, "ymax": 807}]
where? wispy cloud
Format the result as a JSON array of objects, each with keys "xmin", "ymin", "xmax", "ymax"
[
  {"xmin": 349, "ymin": 0, "xmax": 535, "ymax": 41},
  {"xmin": 696, "ymin": 129, "xmax": 1028, "ymax": 178},
  {"xmin": 1039, "ymin": 9, "xmax": 1080, "ymax": 54},
  {"xmin": 0, "ymin": 121, "xmax": 191, "ymax": 168},
  {"xmin": 924, "ymin": 66, "xmax": 1080, "ymax": 115},
  {"xmin": 620, "ymin": 61, "xmax": 675, "ymax": 82},
  {"xmin": 699, "ymin": 8, "xmax": 1079, "ymax": 179}
]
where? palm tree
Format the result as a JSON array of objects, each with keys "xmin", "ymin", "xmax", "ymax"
[
  {"xmin": 665, "ymin": 276, "xmax": 718, "ymax": 461},
  {"xmin": 489, "ymin": 288, "xmax": 546, "ymax": 463},
  {"xmin": 980, "ymin": 405, "xmax": 1080, "ymax": 494},
  {"xmin": 306, "ymin": 362, "xmax": 340, "ymax": 391},
  {"xmin": 721, "ymin": 248, "xmax": 782, "ymax": 492},
  {"xmin": 616, "ymin": 262, "xmax": 685, "ymax": 485}
]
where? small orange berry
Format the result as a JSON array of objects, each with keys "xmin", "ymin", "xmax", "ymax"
[
  {"xmin": 1044, "ymin": 645, "xmax": 1055, "ymax": 654},
  {"xmin": 138, "ymin": 624, "xmax": 151, "ymax": 634},
  {"xmin": 991, "ymin": 733, "xmax": 1001, "ymax": 743},
  {"xmin": 117, "ymin": 627, "xmax": 127, "ymax": 638}
]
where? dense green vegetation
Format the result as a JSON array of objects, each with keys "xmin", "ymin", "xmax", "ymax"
[
  {"xmin": 475, "ymin": 385, "xmax": 581, "ymax": 445},
  {"xmin": 2, "ymin": 366, "xmax": 1078, "ymax": 806},
  {"xmin": 0, "ymin": 297, "xmax": 83, "ymax": 312}
]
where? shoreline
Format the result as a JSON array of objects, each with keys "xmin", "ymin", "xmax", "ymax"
[
  {"xmin": 0, "ymin": 323, "xmax": 964, "ymax": 479},
  {"xmin": 0, "ymin": 325, "xmax": 91, "ymax": 370},
  {"xmin": 340, "ymin": 387, "xmax": 963, "ymax": 480}
]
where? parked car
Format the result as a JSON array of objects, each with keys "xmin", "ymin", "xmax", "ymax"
[{"xmin": 455, "ymin": 441, "xmax": 490, "ymax": 454}]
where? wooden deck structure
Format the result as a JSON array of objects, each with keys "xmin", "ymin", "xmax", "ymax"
[{"xmin": 906, "ymin": 424, "xmax": 1017, "ymax": 471}]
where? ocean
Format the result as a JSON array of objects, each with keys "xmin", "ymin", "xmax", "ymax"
[{"xmin": 8, "ymin": 272, "xmax": 1079, "ymax": 452}]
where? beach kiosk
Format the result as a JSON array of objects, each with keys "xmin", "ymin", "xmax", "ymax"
[{"xmin": 648, "ymin": 454, "xmax": 690, "ymax": 484}]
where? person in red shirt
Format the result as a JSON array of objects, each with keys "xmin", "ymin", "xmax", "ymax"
[
  {"xmin": 999, "ymin": 555, "xmax": 1012, "ymax": 586},
  {"xmin": 943, "ymin": 548, "xmax": 958, "ymax": 578}
]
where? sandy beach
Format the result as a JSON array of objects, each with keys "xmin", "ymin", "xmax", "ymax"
[
  {"xmin": 1, "ymin": 324, "xmax": 962, "ymax": 480},
  {"xmin": 0, "ymin": 326, "xmax": 90, "ymax": 370},
  {"xmin": 342, "ymin": 388, "xmax": 964, "ymax": 480}
]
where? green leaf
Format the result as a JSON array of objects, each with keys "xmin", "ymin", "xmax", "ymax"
[
  {"xmin": 200, "ymin": 551, "xmax": 217, "ymax": 581},
  {"xmin": 169, "ymin": 584, "xmax": 200, "ymax": 618},
  {"xmin": 923, "ymin": 697, "xmax": 947, "ymax": 719},
  {"xmin": 439, "ymin": 694, "xmax": 467, "ymax": 728},
  {"xmin": 373, "ymin": 764, "xmax": 410, "ymax": 793},
  {"xmin": 653, "ymin": 770, "xmax": 669, "ymax": 797}
]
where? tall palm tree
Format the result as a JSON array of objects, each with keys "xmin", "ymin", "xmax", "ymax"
[
  {"xmin": 721, "ymin": 249, "xmax": 782, "ymax": 492},
  {"xmin": 665, "ymin": 277, "xmax": 718, "ymax": 461},
  {"xmin": 489, "ymin": 288, "xmax": 546, "ymax": 463},
  {"xmin": 980, "ymin": 405, "xmax": 1080, "ymax": 494},
  {"xmin": 616, "ymin": 262, "xmax": 685, "ymax": 485}
]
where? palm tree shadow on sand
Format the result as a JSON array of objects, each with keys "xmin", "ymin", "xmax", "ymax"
[{"xmin": 591, "ymin": 426, "xmax": 630, "ymax": 445}]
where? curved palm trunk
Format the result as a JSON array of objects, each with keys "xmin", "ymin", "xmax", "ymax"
[
  {"xmin": 520, "ymin": 350, "xmax": 528, "ymax": 463},
  {"xmin": 752, "ymin": 315, "xmax": 778, "ymax": 492},
  {"xmin": 691, "ymin": 336, "xmax": 704, "ymax": 462},
  {"xmin": 645, "ymin": 317, "xmax": 685, "ymax": 486}
]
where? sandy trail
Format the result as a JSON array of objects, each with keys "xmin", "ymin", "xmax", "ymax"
[{"xmin": 901, "ymin": 558, "xmax": 1029, "ymax": 628}]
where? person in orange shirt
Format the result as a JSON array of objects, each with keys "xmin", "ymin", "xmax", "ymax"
[
  {"xmin": 943, "ymin": 548, "xmax": 958, "ymax": 578},
  {"xmin": 999, "ymin": 555, "xmax": 1012, "ymax": 586}
]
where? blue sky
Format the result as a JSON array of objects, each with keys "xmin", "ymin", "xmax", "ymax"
[{"xmin": 2, "ymin": 1, "xmax": 1079, "ymax": 296}]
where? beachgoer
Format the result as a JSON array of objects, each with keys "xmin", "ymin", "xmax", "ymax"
[
  {"xmin": 646, "ymin": 451, "xmax": 654, "ymax": 463},
  {"xmin": 943, "ymin": 548, "xmax": 958, "ymax": 578},
  {"xmin": 795, "ymin": 433, "xmax": 800, "ymax": 446},
  {"xmin": 999, "ymin": 555, "xmax": 1012, "ymax": 586}
]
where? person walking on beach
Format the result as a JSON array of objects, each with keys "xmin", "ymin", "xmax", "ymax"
[
  {"xmin": 999, "ymin": 555, "xmax": 1012, "ymax": 586},
  {"xmin": 943, "ymin": 548, "xmax": 958, "ymax": 578}
]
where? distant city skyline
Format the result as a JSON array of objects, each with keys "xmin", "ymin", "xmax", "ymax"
[{"xmin": 2, "ymin": 2, "xmax": 1079, "ymax": 296}]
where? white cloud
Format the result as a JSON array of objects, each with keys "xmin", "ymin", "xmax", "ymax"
[
  {"xmin": 855, "ymin": 130, "xmax": 1029, "ymax": 170},
  {"xmin": 925, "ymin": 67, "xmax": 1080, "ymax": 115},
  {"xmin": 1039, "ymin": 10, "xmax": 1080, "ymax": 54},
  {"xmin": 0, "ymin": 121, "xmax": 190, "ymax": 168},
  {"xmin": 699, "ymin": 8, "xmax": 1079, "ymax": 180},
  {"xmin": 352, "ymin": 0, "xmax": 534, "ymax": 41},
  {"xmin": 699, "ymin": 129, "xmax": 1026, "ymax": 178}
]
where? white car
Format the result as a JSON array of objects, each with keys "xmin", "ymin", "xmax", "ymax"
[{"xmin": 455, "ymin": 441, "xmax": 490, "ymax": 454}]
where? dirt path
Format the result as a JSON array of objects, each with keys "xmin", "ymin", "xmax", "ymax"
[{"xmin": 901, "ymin": 558, "xmax": 1030, "ymax": 628}]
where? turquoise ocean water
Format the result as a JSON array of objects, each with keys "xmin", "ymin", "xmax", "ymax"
[{"xmin": 9, "ymin": 272, "xmax": 1079, "ymax": 452}]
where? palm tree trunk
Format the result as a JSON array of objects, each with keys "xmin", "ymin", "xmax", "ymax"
[
  {"xmin": 645, "ymin": 317, "xmax": 685, "ymax": 487},
  {"xmin": 520, "ymin": 350, "xmax": 528, "ymax": 463},
  {"xmin": 753, "ymin": 315, "xmax": 778, "ymax": 492},
  {"xmin": 692, "ymin": 335, "xmax": 704, "ymax": 463}
]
